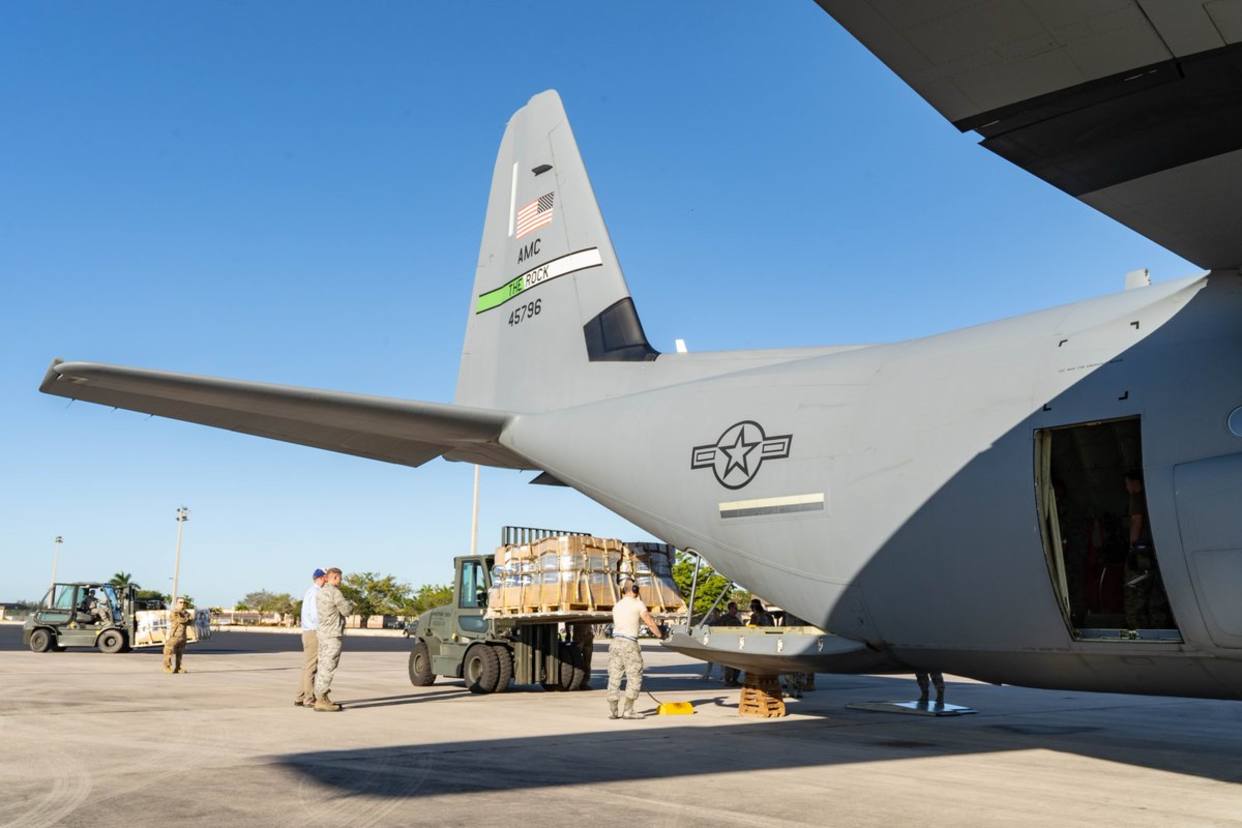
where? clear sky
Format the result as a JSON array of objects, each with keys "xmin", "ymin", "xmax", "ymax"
[{"xmin": 1, "ymin": 2, "xmax": 1194, "ymax": 606}]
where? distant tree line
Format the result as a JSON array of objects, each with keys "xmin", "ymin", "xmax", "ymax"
[
  {"xmin": 109, "ymin": 571, "xmax": 195, "ymax": 608},
  {"xmin": 234, "ymin": 572, "xmax": 453, "ymax": 623}
]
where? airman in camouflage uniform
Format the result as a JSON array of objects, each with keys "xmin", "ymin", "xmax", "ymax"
[
  {"xmin": 313, "ymin": 567, "xmax": 354, "ymax": 712},
  {"xmin": 91, "ymin": 593, "xmax": 113, "ymax": 626},
  {"xmin": 163, "ymin": 598, "xmax": 192, "ymax": 674},
  {"xmin": 607, "ymin": 581, "xmax": 663, "ymax": 720}
]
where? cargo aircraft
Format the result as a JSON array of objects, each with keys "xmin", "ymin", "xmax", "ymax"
[{"xmin": 40, "ymin": 1, "xmax": 1242, "ymax": 699}]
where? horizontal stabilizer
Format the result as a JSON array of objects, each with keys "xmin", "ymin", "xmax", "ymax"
[{"xmin": 39, "ymin": 360, "xmax": 532, "ymax": 469}]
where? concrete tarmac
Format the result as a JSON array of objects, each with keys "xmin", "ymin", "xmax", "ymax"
[{"xmin": 4, "ymin": 628, "xmax": 1242, "ymax": 827}]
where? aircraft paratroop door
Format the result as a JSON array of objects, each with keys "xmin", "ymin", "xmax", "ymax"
[{"xmin": 1174, "ymin": 452, "xmax": 1242, "ymax": 649}]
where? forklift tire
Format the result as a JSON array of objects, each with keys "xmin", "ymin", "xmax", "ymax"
[
  {"xmin": 29, "ymin": 628, "xmax": 53, "ymax": 653},
  {"xmin": 490, "ymin": 644, "xmax": 513, "ymax": 693},
  {"xmin": 558, "ymin": 644, "xmax": 586, "ymax": 692},
  {"xmin": 464, "ymin": 644, "xmax": 501, "ymax": 694},
  {"xmin": 97, "ymin": 629, "xmax": 126, "ymax": 654},
  {"xmin": 409, "ymin": 640, "xmax": 436, "ymax": 687}
]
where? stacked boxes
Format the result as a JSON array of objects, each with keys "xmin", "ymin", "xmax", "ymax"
[
  {"xmin": 486, "ymin": 535, "xmax": 685, "ymax": 620},
  {"xmin": 133, "ymin": 609, "xmax": 211, "ymax": 647},
  {"xmin": 623, "ymin": 542, "xmax": 680, "ymax": 612}
]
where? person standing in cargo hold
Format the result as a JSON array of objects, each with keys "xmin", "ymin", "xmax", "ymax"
[
  {"xmin": 1123, "ymin": 472, "xmax": 1171, "ymax": 629},
  {"xmin": 607, "ymin": 580, "xmax": 664, "ymax": 720},
  {"xmin": 313, "ymin": 567, "xmax": 353, "ymax": 712},
  {"xmin": 295, "ymin": 568, "xmax": 326, "ymax": 708},
  {"xmin": 163, "ymin": 598, "xmax": 192, "ymax": 674}
]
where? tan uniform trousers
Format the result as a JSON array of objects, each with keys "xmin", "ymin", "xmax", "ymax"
[
  {"xmin": 297, "ymin": 630, "xmax": 318, "ymax": 703},
  {"xmin": 162, "ymin": 638, "xmax": 186, "ymax": 672}
]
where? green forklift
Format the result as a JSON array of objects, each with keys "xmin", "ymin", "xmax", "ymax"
[
  {"xmin": 406, "ymin": 526, "xmax": 598, "ymax": 694},
  {"xmin": 22, "ymin": 581, "xmax": 163, "ymax": 654}
]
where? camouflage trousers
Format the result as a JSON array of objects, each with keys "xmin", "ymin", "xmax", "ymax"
[
  {"xmin": 162, "ymin": 638, "xmax": 185, "ymax": 672},
  {"xmin": 313, "ymin": 635, "xmax": 343, "ymax": 699},
  {"xmin": 606, "ymin": 637, "xmax": 644, "ymax": 703}
]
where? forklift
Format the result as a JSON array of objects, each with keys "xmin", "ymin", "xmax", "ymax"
[
  {"xmin": 22, "ymin": 581, "xmax": 187, "ymax": 654},
  {"xmin": 406, "ymin": 527, "xmax": 598, "ymax": 694}
]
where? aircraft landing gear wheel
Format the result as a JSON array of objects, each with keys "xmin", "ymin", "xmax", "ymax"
[
  {"xmin": 464, "ymin": 644, "xmax": 500, "ymax": 694},
  {"xmin": 490, "ymin": 644, "xmax": 513, "ymax": 693},
  {"xmin": 409, "ymin": 640, "xmax": 436, "ymax": 687},
  {"xmin": 97, "ymin": 629, "xmax": 126, "ymax": 654},
  {"xmin": 558, "ymin": 644, "xmax": 586, "ymax": 692},
  {"xmin": 29, "ymin": 628, "xmax": 52, "ymax": 653}
]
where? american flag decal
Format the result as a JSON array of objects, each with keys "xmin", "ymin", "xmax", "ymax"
[{"xmin": 515, "ymin": 192, "xmax": 554, "ymax": 239}]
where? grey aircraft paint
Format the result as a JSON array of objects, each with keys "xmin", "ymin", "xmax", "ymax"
[{"xmin": 40, "ymin": 78, "xmax": 1242, "ymax": 701}]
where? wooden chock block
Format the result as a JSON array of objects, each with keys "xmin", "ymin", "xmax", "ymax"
[{"xmin": 738, "ymin": 673, "xmax": 786, "ymax": 718}]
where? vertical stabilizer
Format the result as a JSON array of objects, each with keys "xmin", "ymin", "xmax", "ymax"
[{"xmin": 455, "ymin": 90, "xmax": 656, "ymax": 413}]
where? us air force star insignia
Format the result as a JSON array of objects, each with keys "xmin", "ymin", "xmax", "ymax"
[{"xmin": 691, "ymin": 421, "xmax": 793, "ymax": 489}]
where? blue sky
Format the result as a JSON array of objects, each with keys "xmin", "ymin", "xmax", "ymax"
[{"xmin": 1, "ymin": 2, "xmax": 1193, "ymax": 606}]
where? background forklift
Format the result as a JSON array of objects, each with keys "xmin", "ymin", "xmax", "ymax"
[
  {"xmin": 22, "ymin": 581, "xmax": 199, "ymax": 654},
  {"xmin": 23, "ymin": 582, "xmax": 144, "ymax": 653},
  {"xmin": 407, "ymin": 526, "xmax": 657, "ymax": 694}
]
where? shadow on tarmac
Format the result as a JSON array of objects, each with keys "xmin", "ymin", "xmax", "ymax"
[
  {"xmin": 0, "ymin": 625, "xmax": 410, "ymax": 654},
  {"xmin": 276, "ymin": 674, "xmax": 1242, "ymax": 793},
  {"xmin": 340, "ymin": 689, "xmax": 473, "ymax": 709}
]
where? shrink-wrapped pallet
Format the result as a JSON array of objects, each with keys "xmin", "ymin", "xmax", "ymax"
[
  {"xmin": 485, "ymin": 535, "xmax": 684, "ymax": 619},
  {"xmin": 133, "ymin": 609, "xmax": 212, "ymax": 647}
]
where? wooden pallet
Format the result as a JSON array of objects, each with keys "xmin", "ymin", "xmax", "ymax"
[{"xmin": 739, "ymin": 674, "xmax": 786, "ymax": 718}]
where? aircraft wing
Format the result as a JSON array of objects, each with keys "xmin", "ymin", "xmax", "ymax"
[
  {"xmin": 39, "ymin": 360, "xmax": 532, "ymax": 469},
  {"xmin": 816, "ymin": 0, "xmax": 1242, "ymax": 269}
]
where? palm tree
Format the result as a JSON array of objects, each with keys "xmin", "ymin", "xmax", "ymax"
[{"xmin": 110, "ymin": 571, "xmax": 136, "ymax": 588}]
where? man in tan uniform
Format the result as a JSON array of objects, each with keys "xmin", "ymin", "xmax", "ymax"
[
  {"xmin": 607, "ymin": 581, "xmax": 664, "ymax": 720},
  {"xmin": 295, "ymin": 568, "xmax": 327, "ymax": 708},
  {"xmin": 314, "ymin": 567, "xmax": 354, "ymax": 712},
  {"xmin": 163, "ymin": 598, "xmax": 192, "ymax": 674}
]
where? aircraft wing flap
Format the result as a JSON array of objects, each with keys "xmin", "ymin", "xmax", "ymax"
[
  {"xmin": 816, "ymin": 0, "xmax": 1242, "ymax": 269},
  {"xmin": 39, "ymin": 360, "xmax": 532, "ymax": 470}
]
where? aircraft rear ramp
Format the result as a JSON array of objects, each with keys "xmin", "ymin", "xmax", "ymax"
[{"xmin": 661, "ymin": 624, "xmax": 900, "ymax": 675}]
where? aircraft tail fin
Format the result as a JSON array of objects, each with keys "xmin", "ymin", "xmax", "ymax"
[{"xmin": 455, "ymin": 90, "xmax": 656, "ymax": 413}]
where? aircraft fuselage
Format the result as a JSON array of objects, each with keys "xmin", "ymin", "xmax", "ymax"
[{"xmin": 507, "ymin": 271, "xmax": 1242, "ymax": 699}]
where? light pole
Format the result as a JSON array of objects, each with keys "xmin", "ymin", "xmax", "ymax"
[
  {"xmin": 50, "ymin": 536, "xmax": 63, "ymax": 593},
  {"xmin": 469, "ymin": 465, "xmax": 480, "ymax": 556},
  {"xmin": 171, "ymin": 507, "xmax": 189, "ymax": 604}
]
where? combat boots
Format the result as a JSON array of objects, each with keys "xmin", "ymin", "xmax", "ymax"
[
  {"xmin": 608, "ymin": 700, "xmax": 620, "ymax": 719},
  {"xmin": 314, "ymin": 693, "xmax": 342, "ymax": 712},
  {"xmin": 620, "ymin": 698, "xmax": 641, "ymax": 720}
]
